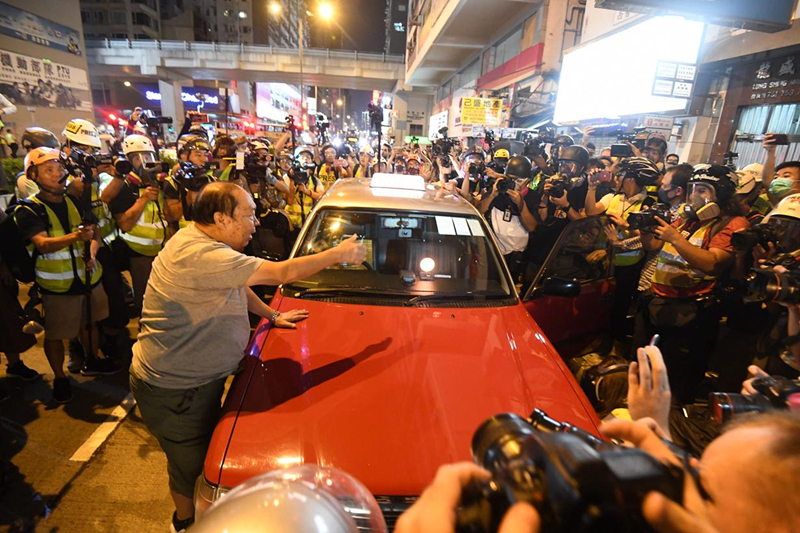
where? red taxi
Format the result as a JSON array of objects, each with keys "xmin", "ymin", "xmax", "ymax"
[{"xmin": 195, "ymin": 174, "xmax": 616, "ymax": 527}]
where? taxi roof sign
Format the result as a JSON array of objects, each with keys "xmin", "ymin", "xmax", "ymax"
[{"xmin": 369, "ymin": 173, "xmax": 426, "ymax": 192}]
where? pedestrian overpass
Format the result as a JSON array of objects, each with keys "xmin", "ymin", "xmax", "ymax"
[{"xmin": 86, "ymin": 39, "xmax": 406, "ymax": 92}]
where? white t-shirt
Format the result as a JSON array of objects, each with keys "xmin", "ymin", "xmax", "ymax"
[{"xmin": 131, "ymin": 224, "xmax": 265, "ymax": 389}]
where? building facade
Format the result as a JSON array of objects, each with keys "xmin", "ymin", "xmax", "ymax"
[{"xmin": 80, "ymin": 0, "xmax": 162, "ymax": 40}]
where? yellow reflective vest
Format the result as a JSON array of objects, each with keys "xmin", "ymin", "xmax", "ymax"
[
  {"xmin": 652, "ymin": 219, "xmax": 717, "ymax": 292},
  {"xmin": 120, "ymin": 179, "xmax": 169, "ymax": 256},
  {"xmin": 22, "ymin": 195, "xmax": 103, "ymax": 293},
  {"xmin": 606, "ymin": 192, "xmax": 648, "ymax": 266}
]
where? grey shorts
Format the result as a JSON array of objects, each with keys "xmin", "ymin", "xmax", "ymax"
[
  {"xmin": 129, "ymin": 372, "xmax": 227, "ymax": 499},
  {"xmin": 42, "ymin": 284, "xmax": 110, "ymax": 341}
]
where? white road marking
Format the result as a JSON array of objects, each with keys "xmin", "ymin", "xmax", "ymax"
[{"xmin": 69, "ymin": 393, "xmax": 136, "ymax": 462}]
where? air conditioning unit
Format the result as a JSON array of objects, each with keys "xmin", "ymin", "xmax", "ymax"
[{"xmin": 595, "ymin": 0, "xmax": 794, "ymax": 33}]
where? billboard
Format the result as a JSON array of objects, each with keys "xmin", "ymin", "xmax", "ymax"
[
  {"xmin": 138, "ymin": 84, "xmax": 225, "ymax": 112},
  {"xmin": 255, "ymin": 82, "xmax": 301, "ymax": 123},
  {"xmin": 0, "ymin": 2, "xmax": 83, "ymax": 55},
  {"xmin": 554, "ymin": 16, "xmax": 704, "ymax": 123},
  {"xmin": 0, "ymin": 48, "xmax": 91, "ymax": 111}
]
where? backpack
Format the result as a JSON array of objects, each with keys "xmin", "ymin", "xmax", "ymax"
[
  {"xmin": 567, "ymin": 353, "xmax": 630, "ymax": 417},
  {"xmin": 0, "ymin": 199, "xmax": 45, "ymax": 283}
]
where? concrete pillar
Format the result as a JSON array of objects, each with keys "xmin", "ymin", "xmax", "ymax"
[
  {"xmin": 392, "ymin": 92, "xmax": 409, "ymax": 144},
  {"xmin": 158, "ymin": 80, "xmax": 185, "ymax": 125},
  {"xmin": 235, "ymin": 81, "xmax": 252, "ymax": 116}
]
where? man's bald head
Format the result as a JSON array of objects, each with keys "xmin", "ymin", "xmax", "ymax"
[{"xmin": 193, "ymin": 181, "xmax": 241, "ymax": 225}]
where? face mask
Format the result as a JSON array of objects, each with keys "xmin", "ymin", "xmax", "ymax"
[
  {"xmin": 658, "ymin": 187, "xmax": 675, "ymax": 203},
  {"xmin": 769, "ymin": 177, "xmax": 795, "ymax": 197}
]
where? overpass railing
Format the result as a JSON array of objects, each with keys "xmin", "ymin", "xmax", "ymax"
[{"xmin": 85, "ymin": 39, "xmax": 405, "ymax": 64}]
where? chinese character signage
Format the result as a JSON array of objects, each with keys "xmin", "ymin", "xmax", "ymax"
[
  {"xmin": 0, "ymin": 3, "xmax": 82, "ymax": 56},
  {"xmin": 460, "ymin": 97, "xmax": 502, "ymax": 126},
  {"xmin": 745, "ymin": 55, "xmax": 800, "ymax": 104},
  {"xmin": 652, "ymin": 60, "xmax": 696, "ymax": 100},
  {"xmin": 0, "ymin": 49, "xmax": 91, "ymax": 111}
]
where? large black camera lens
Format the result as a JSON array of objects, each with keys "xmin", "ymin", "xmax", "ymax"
[
  {"xmin": 470, "ymin": 413, "xmax": 536, "ymax": 469},
  {"xmin": 746, "ymin": 269, "xmax": 800, "ymax": 304},
  {"xmin": 731, "ymin": 225, "xmax": 779, "ymax": 252},
  {"xmin": 709, "ymin": 392, "xmax": 773, "ymax": 424}
]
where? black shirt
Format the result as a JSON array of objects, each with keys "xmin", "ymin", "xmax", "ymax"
[
  {"xmin": 14, "ymin": 194, "xmax": 93, "ymax": 295},
  {"xmin": 108, "ymin": 179, "xmax": 139, "ymax": 216}
]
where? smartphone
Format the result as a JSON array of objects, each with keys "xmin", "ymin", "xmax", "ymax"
[
  {"xmin": 768, "ymin": 133, "xmax": 790, "ymax": 146},
  {"xmin": 610, "ymin": 144, "xmax": 633, "ymax": 158},
  {"xmin": 595, "ymin": 170, "xmax": 612, "ymax": 183}
]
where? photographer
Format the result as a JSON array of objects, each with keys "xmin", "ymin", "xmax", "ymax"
[
  {"xmin": 734, "ymin": 164, "xmax": 770, "ymax": 225},
  {"xmin": 164, "ymin": 137, "xmax": 216, "ymax": 230},
  {"xmin": 129, "ymin": 181, "xmax": 366, "ymax": 532},
  {"xmin": 286, "ymin": 147, "xmax": 324, "ymax": 237},
  {"xmin": 665, "ymin": 153, "xmax": 680, "ymax": 168},
  {"xmin": 352, "ymin": 146, "xmax": 374, "ymax": 178},
  {"xmin": 211, "ymin": 135, "xmax": 238, "ymax": 182},
  {"xmin": 104, "ymin": 134, "xmax": 170, "ymax": 317},
  {"xmin": 13, "ymin": 148, "xmax": 118, "ymax": 403},
  {"xmin": 315, "ymin": 143, "xmax": 351, "ymax": 185},
  {"xmin": 478, "ymin": 156, "xmax": 537, "ymax": 281},
  {"xmin": 586, "ymin": 157, "xmax": 659, "ymax": 347},
  {"xmin": 638, "ymin": 165, "xmax": 748, "ymax": 403},
  {"xmin": 762, "ymin": 133, "xmax": 800, "ymax": 206}
]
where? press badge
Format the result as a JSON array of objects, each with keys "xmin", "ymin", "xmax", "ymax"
[{"xmin": 503, "ymin": 209, "xmax": 512, "ymax": 222}]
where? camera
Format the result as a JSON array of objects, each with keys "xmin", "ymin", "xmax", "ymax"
[
  {"xmin": 173, "ymin": 161, "xmax": 212, "ymax": 192},
  {"xmin": 548, "ymin": 177, "xmax": 570, "ymax": 199},
  {"xmin": 66, "ymin": 148, "xmax": 97, "ymax": 174},
  {"xmin": 709, "ymin": 376, "xmax": 800, "ymax": 424},
  {"xmin": 285, "ymin": 115, "xmax": 297, "ymax": 132},
  {"xmin": 627, "ymin": 203, "xmax": 671, "ymax": 231},
  {"xmin": 21, "ymin": 284, "xmax": 44, "ymax": 335},
  {"xmin": 455, "ymin": 409, "xmax": 683, "ymax": 533},
  {"xmin": 433, "ymin": 127, "xmax": 456, "ymax": 159},
  {"xmin": 367, "ymin": 102, "xmax": 384, "ymax": 132},
  {"xmin": 745, "ymin": 267, "xmax": 800, "ymax": 304},
  {"xmin": 731, "ymin": 224, "xmax": 781, "ymax": 252},
  {"xmin": 495, "ymin": 177, "xmax": 513, "ymax": 193},
  {"xmin": 96, "ymin": 153, "xmax": 133, "ymax": 176},
  {"xmin": 467, "ymin": 161, "xmax": 486, "ymax": 178},
  {"xmin": 522, "ymin": 128, "xmax": 556, "ymax": 159}
]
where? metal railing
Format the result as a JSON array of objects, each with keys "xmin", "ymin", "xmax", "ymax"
[{"xmin": 85, "ymin": 38, "xmax": 405, "ymax": 64}]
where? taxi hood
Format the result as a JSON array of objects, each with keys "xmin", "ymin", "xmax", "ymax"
[{"xmin": 205, "ymin": 296, "xmax": 600, "ymax": 495}]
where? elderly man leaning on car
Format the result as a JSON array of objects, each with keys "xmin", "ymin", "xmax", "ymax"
[{"xmin": 128, "ymin": 181, "xmax": 367, "ymax": 532}]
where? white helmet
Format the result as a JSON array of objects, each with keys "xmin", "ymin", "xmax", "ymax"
[
  {"xmin": 122, "ymin": 134, "xmax": 155, "ymax": 156},
  {"xmin": 735, "ymin": 163, "xmax": 764, "ymax": 195},
  {"xmin": 251, "ymin": 140, "xmax": 268, "ymax": 151},
  {"xmin": 192, "ymin": 466, "xmax": 387, "ymax": 533},
  {"xmin": 63, "ymin": 118, "xmax": 102, "ymax": 149},
  {"xmin": 24, "ymin": 147, "xmax": 63, "ymax": 174},
  {"xmin": 768, "ymin": 193, "xmax": 800, "ymax": 221}
]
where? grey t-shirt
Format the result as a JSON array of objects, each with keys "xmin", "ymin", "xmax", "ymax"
[{"xmin": 131, "ymin": 224, "xmax": 265, "ymax": 389}]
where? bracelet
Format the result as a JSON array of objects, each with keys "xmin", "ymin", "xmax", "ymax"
[{"xmin": 268, "ymin": 310, "xmax": 281, "ymax": 324}]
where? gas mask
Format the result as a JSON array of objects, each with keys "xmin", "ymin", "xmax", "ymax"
[{"xmin": 683, "ymin": 183, "xmax": 720, "ymax": 222}]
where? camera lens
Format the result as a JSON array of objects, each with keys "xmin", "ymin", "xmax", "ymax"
[
  {"xmin": 709, "ymin": 392, "xmax": 774, "ymax": 424},
  {"xmin": 470, "ymin": 413, "xmax": 536, "ymax": 469}
]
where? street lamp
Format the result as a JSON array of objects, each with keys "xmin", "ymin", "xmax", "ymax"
[
  {"xmin": 268, "ymin": 2, "xmax": 281, "ymax": 15},
  {"xmin": 318, "ymin": 3, "xmax": 334, "ymax": 20},
  {"xmin": 336, "ymin": 99, "xmax": 343, "ymax": 106},
  {"xmin": 321, "ymin": 98, "xmax": 327, "ymax": 104}
]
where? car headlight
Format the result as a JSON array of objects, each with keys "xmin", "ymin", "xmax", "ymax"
[{"xmin": 193, "ymin": 473, "xmax": 230, "ymax": 518}]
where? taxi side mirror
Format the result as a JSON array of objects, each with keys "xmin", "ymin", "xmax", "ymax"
[{"xmin": 537, "ymin": 276, "xmax": 580, "ymax": 298}]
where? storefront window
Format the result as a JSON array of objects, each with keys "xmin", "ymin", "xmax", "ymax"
[{"xmin": 521, "ymin": 12, "xmax": 538, "ymax": 51}]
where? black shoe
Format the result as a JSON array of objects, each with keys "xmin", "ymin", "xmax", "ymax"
[
  {"xmin": 80, "ymin": 358, "xmax": 122, "ymax": 376},
  {"xmin": 6, "ymin": 361, "xmax": 41, "ymax": 382},
  {"xmin": 170, "ymin": 512, "xmax": 194, "ymax": 533},
  {"xmin": 53, "ymin": 378, "xmax": 72, "ymax": 404}
]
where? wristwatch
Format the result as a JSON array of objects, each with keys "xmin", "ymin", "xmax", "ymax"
[{"xmin": 269, "ymin": 310, "xmax": 281, "ymax": 324}]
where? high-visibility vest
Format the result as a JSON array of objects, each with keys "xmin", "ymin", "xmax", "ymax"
[
  {"xmin": 90, "ymin": 183, "xmax": 116, "ymax": 243},
  {"xmin": 217, "ymin": 165, "xmax": 233, "ymax": 182},
  {"xmin": 316, "ymin": 164, "xmax": 339, "ymax": 185},
  {"xmin": 120, "ymin": 178, "xmax": 169, "ymax": 256},
  {"xmin": 286, "ymin": 176, "xmax": 321, "ymax": 229},
  {"xmin": 652, "ymin": 219, "xmax": 717, "ymax": 292},
  {"xmin": 164, "ymin": 174, "xmax": 192, "ymax": 229},
  {"xmin": 607, "ymin": 193, "xmax": 648, "ymax": 266},
  {"xmin": 23, "ymin": 195, "xmax": 103, "ymax": 293}
]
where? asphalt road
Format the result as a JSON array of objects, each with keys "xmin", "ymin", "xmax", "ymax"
[{"xmin": 0, "ymin": 320, "xmax": 176, "ymax": 533}]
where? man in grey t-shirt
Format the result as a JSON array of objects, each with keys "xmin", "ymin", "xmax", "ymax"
[{"xmin": 129, "ymin": 182, "xmax": 366, "ymax": 533}]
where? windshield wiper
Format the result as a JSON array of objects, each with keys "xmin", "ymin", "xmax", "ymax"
[
  {"xmin": 291, "ymin": 286, "xmax": 412, "ymax": 299},
  {"xmin": 404, "ymin": 290, "xmax": 510, "ymax": 307}
]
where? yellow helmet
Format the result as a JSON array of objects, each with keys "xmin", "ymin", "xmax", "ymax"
[
  {"xmin": 493, "ymin": 148, "xmax": 509, "ymax": 159},
  {"xmin": 24, "ymin": 147, "xmax": 63, "ymax": 174}
]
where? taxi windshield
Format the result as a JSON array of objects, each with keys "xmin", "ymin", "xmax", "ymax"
[{"xmin": 287, "ymin": 209, "xmax": 513, "ymax": 301}]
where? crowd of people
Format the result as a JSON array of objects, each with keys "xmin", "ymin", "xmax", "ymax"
[{"xmin": 1, "ymin": 111, "xmax": 799, "ymax": 532}]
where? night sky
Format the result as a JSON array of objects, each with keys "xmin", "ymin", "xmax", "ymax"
[{"xmin": 330, "ymin": 0, "xmax": 387, "ymax": 53}]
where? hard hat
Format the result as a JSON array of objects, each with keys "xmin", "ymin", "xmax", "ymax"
[
  {"xmin": 619, "ymin": 156, "xmax": 660, "ymax": 187},
  {"xmin": 24, "ymin": 147, "xmax": 63, "ymax": 174},
  {"xmin": 689, "ymin": 164, "xmax": 737, "ymax": 203},
  {"xmin": 295, "ymin": 145, "xmax": 314, "ymax": 159},
  {"xmin": 21, "ymin": 127, "xmax": 59, "ymax": 150},
  {"xmin": 769, "ymin": 193, "xmax": 800, "ymax": 221},
  {"xmin": 464, "ymin": 145, "xmax": 485, "ymax": 160},
  {"xmin": 177, "ymin": 133, "xmax": 203, "ymax": 153},
  {"xmin": 557, "ymin": 145, "xmax": 590, "ymax": 169},
  {"xmin": 63, "ymin": 118, "xmax": 101, "ymax": 149},
  {"xmin": 554, "ymin": 134, "xmax": 575, "ymax": 146},
  {"xmin": 212, "ymin": 135, "xmax": 237, "ymax": 158},
  {"xmin": 359, "ymin": 145, "xmax": 375, "ymax": 157},
  {"xmin": 184, "ymin": 137, "xmax": 211, "ymax": 153},
  {"xmin": 122, "ymin": 134, "xmax": 155, "ymax": 156},
  {"xmin": 742, "ymin": 162, "xmax": 764, "ymax": 181},
  {"xmin": 735, "ymin": 168, "xmax": 761, "ymax": 195},
  {"xmin": 505, "ymin": 155, "xmax": 532, "ymax": 180},
  {"xmin": 763, "ymin": 194, "xmax": 800, "ymax": 252},
  {"xmin": 251, "ymin": 140, "xmax": 269, "ymax": 151},
  {"xmin": 493, "ymin": 148, "xmax": 510, "ymax": 159},
  {"xmin": 192, "ymin": 465, "xmax": 387, "ymax": 533}
]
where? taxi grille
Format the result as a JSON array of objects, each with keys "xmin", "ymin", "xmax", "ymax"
[{"xmin": 374, "ymin": 495, "xmax": 418, "ymax": 531}]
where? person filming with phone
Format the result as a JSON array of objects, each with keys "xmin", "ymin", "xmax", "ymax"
[{"xmin": 762, "ymin": 133, "xmax": 800, "ymax": 206}]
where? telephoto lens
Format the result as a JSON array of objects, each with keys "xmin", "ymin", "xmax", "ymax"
[{"xmin": 745, "ymin": 269, "xmax": 800, "ymax": 304}]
